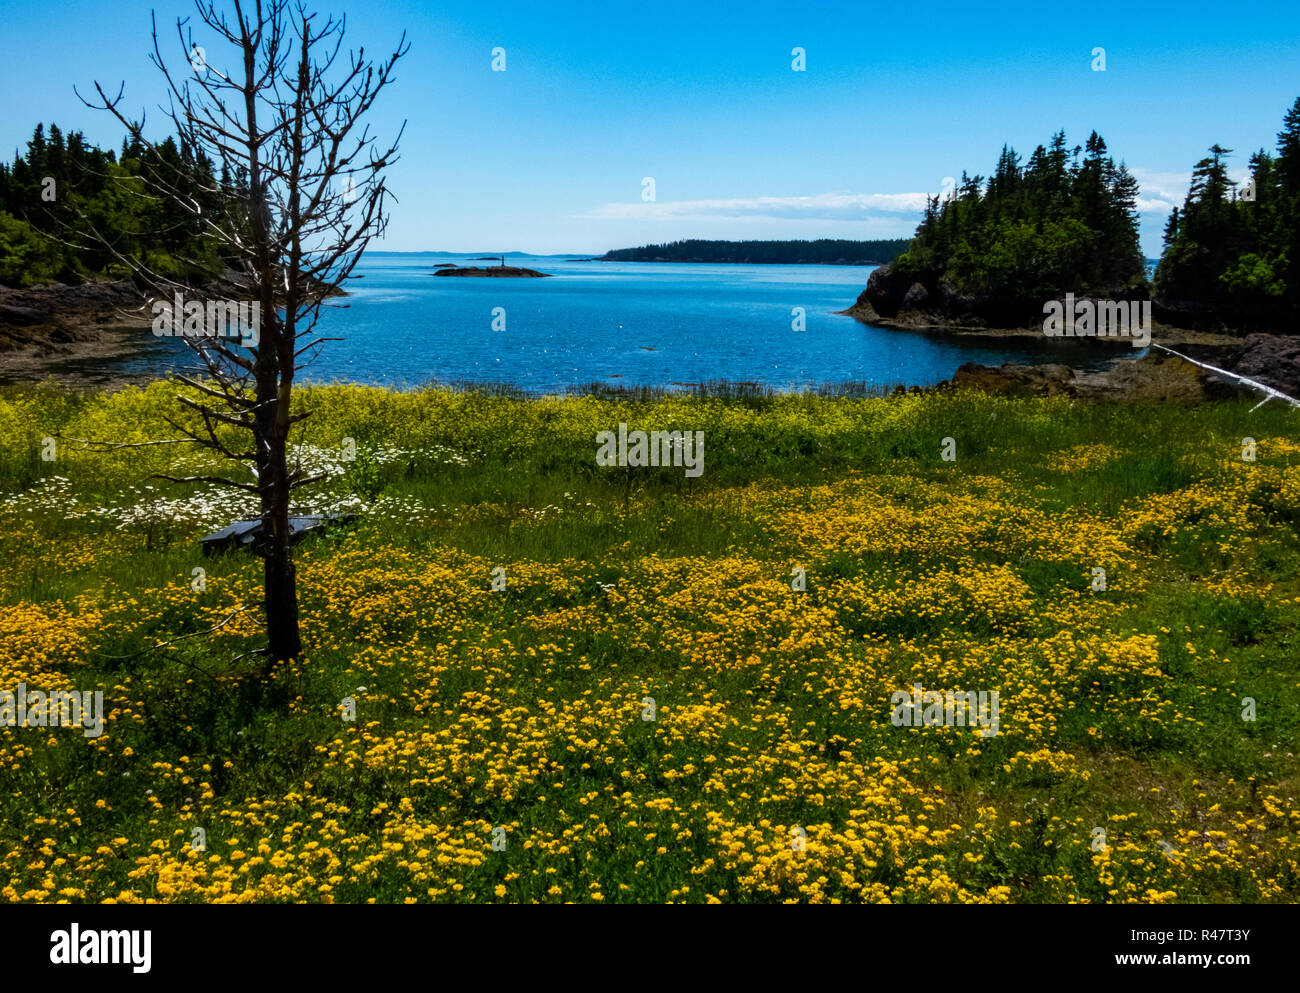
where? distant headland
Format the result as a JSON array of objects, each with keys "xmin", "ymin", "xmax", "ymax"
[{"xmin": 600, "ymin": 238, "xmax": 910, "ymax": 266}]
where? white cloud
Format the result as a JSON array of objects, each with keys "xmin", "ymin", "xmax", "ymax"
[
  {"xmin": 583, "ymin": 165, "xmax": 1258, "ymax": 227},
  {"xmin": 1131, "ymin": 165, "xmax": 1253, "ymax": 214},
  {"xmin": 1130, "ymin": 168, "xmax": 1187, "ymax": 214},
  {"xmin": 584, "ymin": 191, "xmax": 931, "ymax": 222},
  {"xmin": 1135, "ymin": 197, "xmax": 1177, "ymax": 212}
]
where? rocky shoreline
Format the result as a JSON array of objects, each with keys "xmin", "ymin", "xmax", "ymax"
[
  {"xmin": 0, "ymin": 280, "xmax": 159, "ymax": 388},
  {"xmin": 849, "ymin": 308, "xmax": 1300, "ymax": 404},
  {"xmin": 841, "ymin": 262, "xmax": 1300, "ymax": 404},
  {"xmin": 840, "ymin": 296, "xmax": 1243, "ymax": 349},
  {"xmin": 0, "ymin": 275, "xmax": 346, "ymax": 389}
]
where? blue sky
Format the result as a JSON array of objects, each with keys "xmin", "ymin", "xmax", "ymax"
[{"xmin": 2, "ymin": 0, "xmax": 1298, "ymax": 256}]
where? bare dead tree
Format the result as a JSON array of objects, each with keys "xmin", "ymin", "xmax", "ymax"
[{"xmin": 78, "ymin": 0, "xmax": 408, "ymax": 666}]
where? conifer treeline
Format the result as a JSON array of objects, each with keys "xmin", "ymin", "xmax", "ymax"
[
  {"xmin": 891, "ymin": 129, "xmax": 1146, "ymax": 299},
  {"xmin": 889, "ymin": 97, "xmax": 1300, "ymax": 327},
  {"xmin": 1155, "ymin": 97, "xmax": 1300, "ymax": 314},
  {"xmin": 0, "ymin": 123, "xmax": 241, "ymax": 286},
  {"xmin": 601, "ymin": 239, "xmax": 910, "ymax": 265},
  {"xmin": 4, "ymin": 102, "xmax": 1300, "ymax": 329}
]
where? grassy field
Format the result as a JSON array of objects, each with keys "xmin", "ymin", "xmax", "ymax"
[{"xmin": 0, "ymin": 381, "xmax": 1298, "ymax": 903}]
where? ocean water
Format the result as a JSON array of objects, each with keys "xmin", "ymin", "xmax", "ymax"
[{"xmin": 116, "ymin": 252, "xmax": 1115, "ymax": 391}]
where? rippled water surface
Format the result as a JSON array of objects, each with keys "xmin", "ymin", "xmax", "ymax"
[{"xmin": 114, "ymin": 253, "xmax": 1115, "ymax": 391}]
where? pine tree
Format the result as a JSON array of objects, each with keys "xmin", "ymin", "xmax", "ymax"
[
  {"xmin": 1156, "ymin": 99, "xmax": 1300, "ymax": 317},
  {"xmin": 891, "ymin": 127, "xmax": 1145, "ymax": 307}
]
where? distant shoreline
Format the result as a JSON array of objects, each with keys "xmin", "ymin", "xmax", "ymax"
[
  {"xmin": 592, "ymin": 258, "xmax": 888, "ymax": 267},
  {"xmin": 598, "ymin": 237, "xmax": 910, "ymax": 267}
]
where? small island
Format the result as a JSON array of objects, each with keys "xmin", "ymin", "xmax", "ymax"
[
  {"xmin": 431, "ymin": 266, "xmax": 550, "ymax": 277},
  {"xmin": 432, "ymin": 254, "xmax": 550, "ymax": 277}
]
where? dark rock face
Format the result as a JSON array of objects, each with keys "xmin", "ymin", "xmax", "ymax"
[
  {"xmin": 0, "ymin": 303, "xmax": 50, "ymax": 327},
  {"xmin": 857, "ymin": 264, "xmax": 918, "ymax": 318},
  {"xmin": 855, "ymin": 264, "xmax": 1031, "ymax": 327},
  {"xmin": 1226, "ymin": 333, "xmax": 1300, "ymax": 398},
  {"xmin": 902, "ymin": 281, "xmax": 929, "ymax": 310},
  {"xmin": 855, "ymin": 263, "xmax": 1150, "ymax": 329},
  {"xmin": 863, "ymin": 264, "xmax": 991, "ymax": 320}
]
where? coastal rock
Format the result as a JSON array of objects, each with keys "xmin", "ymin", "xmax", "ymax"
[
  {"xmin": 857, "ymin": 264, "xmax": 916, "ymax": 318},
  {"xmin": 949, "ymin": 362, "xmax": 1076, "ymax": 396},
  {"xmin": 856, "ymin": 264, "xmax": 1011, "ymax": 323},
  {"xmin": 0, "ymin": 303, "xmax": 52, "ymax": 328},
  {"xmin": 1073, "ymin": 353, "xmax": 1213, "ymax": 403},
  {"xmin": 1226, "ymin": 333, "xmax": 1300, "ymax": 399},
  {"xmin": 934, "ymin": 279, "xmax": 983, "ymax": 319},
  {"xmin": 851, "ymin": 263, "xmax": 1153, "ymax": 330},
  {"xmin": 946, "ymin": 353, "xmax": 1223, "ymax": 403},
  {"xmin": 0, "ymin": 279, "xmax": 148, "ymax": 352},
  {"xmin": 902, "ymin": 282, "xmax": 930, "ymax": 310}
]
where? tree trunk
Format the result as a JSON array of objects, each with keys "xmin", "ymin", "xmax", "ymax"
[
  {"xmin": 255, "ymin": 321, "xmax": 302, "ymax": 666},
  {"xmin": 262, "ymin": 447, "xmax": 302, "ymax": 664}
]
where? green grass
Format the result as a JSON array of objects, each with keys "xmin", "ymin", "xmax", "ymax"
[{"xmin": 0, "ymin": 381, "xmax": 1297, "ymax": 903}]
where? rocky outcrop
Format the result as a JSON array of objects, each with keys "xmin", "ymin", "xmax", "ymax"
[
  {"xmin": 854, "ymin": 264, "xmax": 920, "ymax": 319},
  {"xmin": 0, "ymin": 270, "xmax": 346, "ymax": 389},
  {"xmin": 853, "ymin": 265, "xmax": 1294, "ymax": 338},
  {"xmin": 948, "ymin": 362, "xmax": 1079, "ymax": 397},
  {"xmin": 848, "ymin": 264, "xmax": 1033, "ymax": 328},
  {"xmin": 901, "ymin": 281, "xmax": 930, "ymax": 310},
  {"xmin": 1224, "ymin": 333, "xmax": 1300, "ymax": 398},
  {"xmin": 944, "ymin": 352, "xmax": 1240, "ymax": 403},
  {"xmin": 432, "ymin": 266, "xmax": 550, "ymax": 278},
  {"xmin": 0, "ymin": 280, "xmax": 151, "ymax": 352},
  {"xmin": 848, "ymin": 263, "xmax": 1153, "ymax": 332}
]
